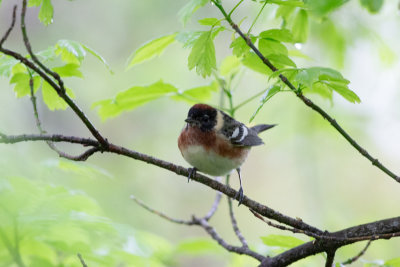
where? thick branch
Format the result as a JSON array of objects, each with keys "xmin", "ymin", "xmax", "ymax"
[{"xmin": 211, "ymin": 0, "xmax": 400, "ymax": 183}]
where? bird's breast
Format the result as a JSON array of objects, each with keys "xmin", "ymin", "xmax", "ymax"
[{"xmin": 178, "ymin": 126, "xmax": 250, "ymax": 176}]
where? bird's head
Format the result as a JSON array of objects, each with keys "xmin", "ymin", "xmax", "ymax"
[{"xmin": 185, "ymin": 104, "xmax": 218, "ymax": 131}]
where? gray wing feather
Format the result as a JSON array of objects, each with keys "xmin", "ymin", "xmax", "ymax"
[{"xmin": 219, "ymin": 113, "xmax": 274, "ymax": 147}]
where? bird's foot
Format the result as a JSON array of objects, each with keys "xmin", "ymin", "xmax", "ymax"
[
  {"xmin": 187, "ymin": 167, "xmax": 197, "ymax": 183},
  {"xmin": 234, "ymin": 187, "xmax": 244, "ymax": 206}
]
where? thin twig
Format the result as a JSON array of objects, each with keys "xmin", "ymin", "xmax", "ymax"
[
  {"xmin": 203, "ymin": 191, "xmax": 223, "ymax": 221},
  {"xmin": 211, "ymin": 0, "xmax": 400, "ymax": 183},
  {"xmin": 77, "ymin": 253, "xmax": 88, "ymax": 267},
  {"xmin": 130, "ymin": 195, "xmax": 265, "ymax": 261},
  {"xmin": 29, "ymin": 75, "xmax": 101, "ymax": 161},
  {"xmin": 226, "ymin": 175, "xmax": 248, "ymax": 247},
  {"xmin": 0, "ymin": 5, "xmax": 17, "ymax": 47},
  {"xmin": 130, "ymin": 195, "xmax": 194, "ymax": 225},
  {"xmin": 193, "ymin": 216, "xmax": 265, "ymax": 261},
  {"xmin": 341, "ymin": 240, "xmax": 372, "ymax": 265}
]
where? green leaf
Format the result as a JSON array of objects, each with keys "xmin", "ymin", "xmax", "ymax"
[
  {"xmin": 260, "ymin": 29, "xmax": 293, "ymax": 43},
  {"xmin": 28, "ymin": 0, "xmax": 42, "ymax": 6},
  {"xmin": 306, "ymin": 0, "xmax": 349, "ymax": 16},
  {"xmin": 294, "ymin": 67, "xmax": 360, "ymax": 103},
  {"xmin": 42, "ymin": 82, "xmax": 74, "ymax": 110},
  {"xmin": 198, "ymin": 17, "xmax": 220, "ymax": 26},
  {"xmin": 269, "ymin": 0, "xmax": 304, "ymax": 7},
  {"xmin": 259, "ymin": 39, "xmax": 288, "ymax": 56},
  {"xmin": 10, "ymin": 73, "xmax": 40, "ymax": 97},
  {"xmin": 242, "ymin": 52, "xmax": 272, "ymax": 75},
  {"xmin": 268, "ymin": 54, "xmax": 296, "ymax": 68},
  {"xmin": 261, "ymin": 235, "xmax": 305, "ymax": 249},
  {"xmin": 0, "ymin": 55, "xmax": 18, "ymax": 77},
  {"xmin": 171, "ymin": 81, "xmax": 217, "ymax": 103},
  {"xmin": 38, "ymin": 0, "xmax": 53, "ymax": 25},
  {"xmin": 93, "ymin": 80, "xmax": 178, "ymax": 120},
  {"xmin": 176, "ymin": 238, "xmax": 224, "ymax": 255},
  {"xmin": 179, "ymin": 0, "xmax": 209, "ymax": 25},
  {"xmin": 55, "ymin": 40, "xmax": 86, "ymax": 65},
  {"xmin": 292, "ymin": 9, "xmax": 308, "ymax": 43},
  {"xmin": 385, "ymin": 257, "xmax": 400, "ymax": 267},
  {"xmin": 126, "ymin": 33, "xmax": 177, "ymax": 69},
  {"xmin": 188, "ymin": 31, "xmax": 217, "ymax": 78},
  {"xmin": 250, "ymin": 86, "xmax": 280, "ymax": 122},
  {"xmin": 81, "ymin": 44, "xmax": 113, "ymax": 74},
  {"xmin": 360, "ymin": 0, "xmax": 384, "ymax": 13},
  {"xmin": 176, "ymin": 31, "xmax": 203, "ymax": 48},
  {"xmin": 230, "ymin": 36, "xmax": 256, "ymax": 57},
  {"xmin": 219, "ymin": 55, "xmax": 241, "ymax": 77},
  {"xmin": 52, "ymin": 64, "xmax": 83, "ymax": 78}
]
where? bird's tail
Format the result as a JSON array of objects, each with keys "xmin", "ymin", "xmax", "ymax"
[{"xmin": 251, "ymin": 124, "xmax": 276, "ymax": 134}]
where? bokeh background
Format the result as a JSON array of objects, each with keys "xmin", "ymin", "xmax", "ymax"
[{"xmin": 1, "ymin": 0, "xmax": 400, "ymax": 266}]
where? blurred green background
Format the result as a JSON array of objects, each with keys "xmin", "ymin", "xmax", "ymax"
[{"xmin": 1, "ymin": 0, "xmax": 400, "ymax": 266}]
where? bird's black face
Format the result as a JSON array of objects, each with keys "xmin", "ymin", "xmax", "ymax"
[{"xmin": 185, "ymin": 104, "xmax": 217, "ymax": 131}]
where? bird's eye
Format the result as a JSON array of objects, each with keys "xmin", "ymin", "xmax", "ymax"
[{"xmin": 202, "ymin": 115, "xmax": 210, "ymax": 122}]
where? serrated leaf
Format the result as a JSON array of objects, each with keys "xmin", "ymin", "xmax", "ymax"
[
  {"xmin": 260, "ymin": 29, "xmax": 293, "ymax": 43},
  {"xmin": 176, "ymin": 31, "xmax": 203, "ymax": 49},
  {"xmin": 55, "ymin": 40, "xmax": 86, "ymax": 65},
  {"xmin": 294, "ymin": 67, "xmax": 360, "ymax": 103},
  {"xmin": 52, "ymin": 64, "xmax": 83, "ymax": 78},
  {"xmin": 42, "ymin": 82, "xmax": 74, "ymax": 110},
  {"xmin": 93, "ymin": 80, "xmax": 178, "ymax": 120},
  {"xmin": 242, "ymin": 52, "xmax": 271, "ymax": 75},
  {"xmin": 188, "ymin": 31, "xmax": 217, "ymax": 78},
  {"xmin": 360, "ymin": 0, "xmax": 383, "ymax": 13},
  {"xmin": 259, "ymin": 39, "xmax": 288, "ymax": 56},
  {"xmin": 81, "ymin": 44, "xmax": 113, "ymax": 74},
  {"xmin": 292, "ymin": 9, "xmax": 308, "ymax": 43},
  {"xmin": 127, "ymin": 33, "xmax": 177, "ymax": 69},
  {"xmin": 38, "ymin": 0, "xmax": 53, "ymax": 25},
  {"xmin": 10, "ymin": 73, "xmax": 40, "ymax": 97},
  {"xmin": 261, "ymin": 235, "xmax": 305, "ymax": 249},
  {"xmin": 171, "ymin": 81, "xmax": 217, "ymax": 103},
  {"xmin": 179, "ymin": 0, "xmax": 209, "ymax": 25},
  {"xmin": 219, "ymin": 55, "xmax": 241, "ymax": 77},
  {"xmin": 250, "ymin": 86, "xmax": 280, "ymax": 122}
]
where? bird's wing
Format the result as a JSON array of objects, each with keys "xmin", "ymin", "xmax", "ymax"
[{"xmin": 219, "ymin": 113, "xmax": 264, "ymax": 147}]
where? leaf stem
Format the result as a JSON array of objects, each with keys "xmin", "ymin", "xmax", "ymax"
[
  {"xmin": 228, "ymin": 0, "xmax": 244, "ymax": 17},
  {"xmin": 234, "ymin": 87, "xmax": 269, "ymax": 112},
  {"xmin": 247, "ymin": 1, "xmax": 268, "ymax": 35}
]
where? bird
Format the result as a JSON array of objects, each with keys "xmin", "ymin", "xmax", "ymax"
[{"xmin": 178, "ymin": 103, "xmax": 275, "ymax": 205}]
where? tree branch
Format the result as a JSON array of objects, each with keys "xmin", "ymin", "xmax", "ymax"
[
  {"xmin": 77, "ymin": 253, "xmax": 88, "ymax": 267},
  {"xmin": 226, "ymin": 175, "xmax": 248, "ymax": 248},
  {"xmin": 210, "ymin": 0, "xmax": 400, "ymax": 183},
  {"xmin": 130, "ymin": 195, "xmax": 265, "ymax": 261},
  {"xmin": 0, "ymin": 5, "xmax": 17, "ymax": 47},
  {"xmin": 341, "ymin": 240, "xmax": 372, "ymax": 265}
]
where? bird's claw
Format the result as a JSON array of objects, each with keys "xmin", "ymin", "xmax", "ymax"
[
  {"xmin": 234, "ymin": 187, "xmax": 244, "ymax": 206},
  {"xmin": 187, "ymin": 167, "xmax": 197, "ymax": 183}
]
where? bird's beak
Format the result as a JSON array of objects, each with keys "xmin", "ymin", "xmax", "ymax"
[{"xmin": 185, "ymin": 118, "xmax": 195, "ymax": 124}]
